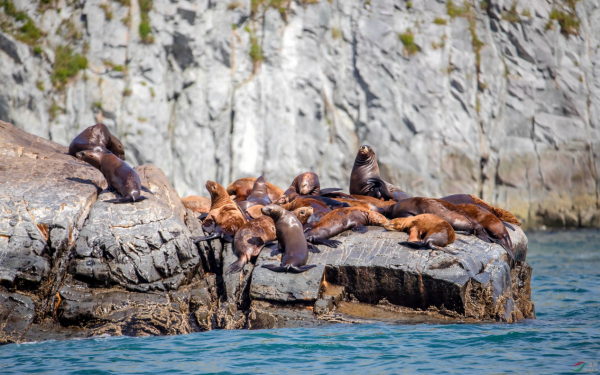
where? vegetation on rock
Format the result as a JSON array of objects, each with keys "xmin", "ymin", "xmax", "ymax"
[{"xmin": 51, "ymin": 45, "xmax": 88, "ymax": 90}]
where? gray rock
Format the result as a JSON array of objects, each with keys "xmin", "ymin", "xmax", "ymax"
[{"xmin": 0, "ymin": 292, "xmax": 35, "ymax": 344}]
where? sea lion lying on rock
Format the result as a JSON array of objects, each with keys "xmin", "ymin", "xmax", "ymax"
[
  {"xmin": 456, "ymin": 203, "xmax": 515, "ymax": 261},
  {"xmin": 280, "ymin": 198, "xmax": 332, "ymax": 225},
  {"xmin": 76, "ymin": 150, "xmax": 146, "ymax": 203},
  {"xmin": 226, "ymin": 216, "xmax": 277, "ymax": 274},
  {"xmin": 349, "ymin": 145, "xmax": 408, "ymax": 201},
  {"xmin": 292, "ymin": 206, "xmax": 314, "ymax": 226},
  {"xmin": 227, "ymin": 177, "xmax": 284, "ymax": 202},
  {"xmin": 193, "ymin": 181, "xmax": 247, "ymax": 243},
  {"xmin": 390, "ymin": 197, "xmax": 492, "ymax": 243},
  {"xmin": 440, "ymin": 194, "xmax": 520, "ymax": 227},
  {"xmin": 260, "ymin": 204, "xmax": 317, "ymax": 273},
  {"xmin": 69, "ymin": 123, "xmax": 125, "ymax": 160},
  {"xmin": 384, "ymin": 214, "xmax": 457, "ymax": 254},
  {"xmin": 237, "ymin": 175, "xmax": 271, "ymax": 211},
  {"xmin": 304, "ymin": 207, "xmax": 388, "ymax": 247}
]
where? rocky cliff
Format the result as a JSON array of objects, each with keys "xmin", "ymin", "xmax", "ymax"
[{"xmin": 1, "ymin": 0, "xmax": 599, "ymax": 228}]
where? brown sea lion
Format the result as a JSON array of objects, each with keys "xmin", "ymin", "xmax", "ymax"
[
  {"xmin": 181, "ymin": 195, "xmax": 211, "ymax": 214},
  {"xmin": 226, "ymin": 216, "xmax": 277, "ymax": 274},
  {"xmin": 350, "ymin": 195, "xmax": 398, "ymax": 210},
  {"xmin": 390, "ymin": 197, "xmax": 492, "ymax": 243},
  {"xmin": 76, "ymin": 150, "xmax": 145, "ymax": 203},
  {"xmin": 237, "ymin": 175, "xmax": 272, "ymax": 211},
  {"xmin": 280, "ymin": 198, "xmax": 332, "ymax": 224},
  {"xmin": 349, "ymin": 145, "xmax": 408, "ymax": 201},
  {"xmin": 192, "ymin": 181, "xmax": 247, "ymax": 243},
  {"xmin": 440, "ymin": 194, "xmax": 521, "ymax": 227},
  {"xmin": 69, "ymin": 123, "xmax": 125, "ymax": 160},
  {"xmin": 456, "ymin": 204, "xmax": 515, "ymax": 261},
  {"xmin": 304, "ymin": 207, "xmax": 388, "ymax": 246},
  {"xmin": 227, "ymin": 177, "xmax": 284, "ymax": 202},
  {"xmin": 384, "ymin": 214, "xmax": 457, "ymax": 253},
  {"xmin": 293, "ymin": 207, "xmax": 314, "ymax": 226},
  {"xmin": 332, "ymin": 197, "xmax": 388, "ymax": 215},
  {"xmin": 260, "ymin": 205, "xmax": 317, "ymax": 273}
]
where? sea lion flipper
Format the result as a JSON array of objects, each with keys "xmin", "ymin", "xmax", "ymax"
[
  {"xmin": 400, "ymin": 241, "xmax": 427, "ymax": 249},
  {"xmin": 103, "ymin": 197, "xmax": 133, "ymax": 204},
  {"xmin": 308, "ymin": 243, "xmax": 321, "ymax": 254},
  {"xmin": 262, "ymin": 264, "xmax": 287, "ymax": 272},
  {"xmin": 289, "ymin": 265, "xmax": 317, "ymax": 273},
  {"xmin": 351, "ymin": 224, "xmax": 368, "ymax": 234},
  {"xmin": 191, "ymin": 233, "xmax": 221, "ymax": 243},
  {"xmin": 226, "ymin": 258, "xmax": 246, "ymax": 274},
  {"xmin": 427, "ymin": 243, "xmax": 459, "ymax": 255},
  {"xmin": 307, "ymin": 237, "xmax": 341, "ymax": 248},
  {"xmin": 222, "ymin": 234, "xmax": 234, "ymax": 243},
  {"xmin": 365, "ymin": 178, "xmax": 394, "ymax": 201},
  {"xmin": 198, "ymin": 213, "xmax": 209, "ymax": 220},
  {"xmin": 502, "ymin": 221, "xmax": 515, "ymax": 231}
]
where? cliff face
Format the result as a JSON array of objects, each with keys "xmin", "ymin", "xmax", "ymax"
[{"xmin": 1, "ymin": 0, "xmax": 599, "ymax": 228}]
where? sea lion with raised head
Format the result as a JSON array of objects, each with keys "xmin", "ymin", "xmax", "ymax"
[
  {"xmin": 226, "ymin": 216, "xmax": 277, "ymax": 274},
  {"xmin": 76, "ymin": 150, "xmax": 145, "ymax": 203},
  {"xmin": 69, "ymin": 123, "xmax": 125, "ymax": 160},
  {"xmin": 384, "ymin": 214, "xmax": 457, "ymax": 253},
  {"xmin": 292, "ymin": 206, "xmax": 314, "ymax": 226},
  {"xmin": 237, "ymin": 175, "xmax": 271, "ymax": 211},
  {"xmin": 280, "ymin": 198, "xmax": 332, "ymax": 224},
  {"xmin": 304, "ymin": 207, "xmax": 388, "ymax": 247},
  {"xmin": 349, "ymin": 145, "xmax": 408, "ymax": 201},
  {"xmin": 193, "ymin": 181, "xmax": 247, "ymax": 243},
  {"xmin": 456, "ymin": 203, "xmax": 514, "ymax": 261},
  {"xmin": 440, "ymin": 194, "xmax": 520, "ymax": 228},
  {"xmin": 227, "ymin": 177, "xmax": 284, "ymax": 202},
  {"xmin": 260, "ymin": 204, "xmax": 317, "ymax": 273},
  {"xmin": 390, "ymin": 197, "xmax": 492, "ymax": 243},
  {"xmin": 181, "ymin": 195, "xmax": 211, "ymax": 214}
]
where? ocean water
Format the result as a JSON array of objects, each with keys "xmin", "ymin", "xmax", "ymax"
[{"xmin": 1, "ymin": 230, "xmax": 599, "ymax": 374}]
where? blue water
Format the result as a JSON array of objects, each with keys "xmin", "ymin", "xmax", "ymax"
[{"xmin": 1, "ymin": 230, "xmax": 599, "ymax": 374}]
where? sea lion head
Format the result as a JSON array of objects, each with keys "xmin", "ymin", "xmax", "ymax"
[
  {"xmin": 357, "ymin": 145, "xmax": 374, "ymax": 159},
  {"xmin": 298, "ymin": 172, "xmax": 319, "ymax": 195},
  {"xmin": 205, "ymin": 180, "xmax": 228, "ymax": 201},
  {"xmin": 109, "ymin": 134, "xmax": 126, "ymax": 161},
  {"xmin": 261, "ymin": 204, "xmax": 285, "ymax": 221},
  {"xmin": 76, "ymin": 150, "xmax": 105, "ymax": 170},
  {"xmin": 292, "ymin": 206, "xmax": 314, "ymax": 225}
]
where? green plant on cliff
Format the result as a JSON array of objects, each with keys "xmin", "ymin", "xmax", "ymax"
[
  {"xmin": 1, "ymin": 0, "xmax": 43, "ymax": 45},
  {"xmin": 433, "ymin": 17, "xmax": 447, "ymax": 25},
  {"xmin": 51, "ymin": 45, "xmax": 88, "ymax": 90},
  {"xmin": 547, "ymin": 8, "xmax": 580, "ymax": 36},
  {"xmin": 399, "ymin": 29, "xmax": 419, "ymax": 56},
  {"xmin": 139, "ymin": 0, "xmax": 154, "ymax": 44},
  {"xmin": 501, "ymin": 1, "xmax": 520, "ymax": 23}
]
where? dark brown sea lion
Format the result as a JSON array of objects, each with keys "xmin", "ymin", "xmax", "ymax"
[
  {"xmin": 440, "ymin": 194, "xmax": 521, "ymax": 227},
  {"xmin": 260, "ymin": 204, "xmax": 317, "ymax": 273},
  {"xmin": 181, "ymin": 195, "xmax": 211, "ymax": 214},
  {"xmin": 283, "ymin": 172, "xmax": 321, "ymax": 197},
  {"xmin": 292, "ymin": 207, "xmax": 314, "ymax": 226},
  {"xmin": 384, "ymin": 214, "xmax": 457, "ymax": 253},
  {"xmin": 69, "ymin": 123, "xmax": 125, "ymax": 160},
  {"xmin": 226, "ymin": 216, "xmax": 277, "ymax": 274},
  {"xmin": 304, "ymin": 207, "xmax": 388, "ymax": 246},
  {"xmin": 227, "ymin": 177, "xmax": 284, "ymax": 202},
  {"xmin": 280, "ymin": 198, "xmax": 331, "ymax": 224},
  {"xmin": 193, "ymin": 181, "xmax": 248, "ymax": 243},
  {"xmin": 390, "ymin": 197, "xmax": 492, "ymax": 243},
  {"xmin": 76, "ymin": 150, "xmax": 145, "ymax": 203},
  {"xmin": 237, "ymin": 175, "xmax": 272, "ymax": 211},
  {"xmin": 275, "ymin": 194, "xmax": 349, "ymax": 211},
  {"xmin": 349, "ymin": 145, "xmax": 408, "ymax": 201},
  {"xmin": 456, "ymin": 203, "xmax": 514, "ymax": 261}
]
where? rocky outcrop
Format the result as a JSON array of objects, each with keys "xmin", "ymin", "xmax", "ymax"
[
  {"xmin": 0, "ymin": 121, "xmax": 534, "ymax": 344},
  {"xmin": 1, "ymin": 0, "xmax": 599, "ymax": 229}
]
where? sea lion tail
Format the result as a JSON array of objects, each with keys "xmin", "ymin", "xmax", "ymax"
[
  {"xmin": 262, "ymin": 264, "xmax": 288, "ymax": 272},
  {"xmin": 191, "ymin": 233, "xmax": 221, "ymax": 243},
  {"xmin": 226, "ymin": 258, "xmax": 247, "ymax": 274},
  {"xmin": 490, "ymin": 236, "xmax": 515, "ymax": 261},
  {"xmin": 289, "ymin": 265, "xmax": 317, "ymax": 273},
  {"xmin": 502, "ymin": 221, "xmax": 515, "ymax": 231},
  {"xmin": 401, "ymin": 241, "xmax": 427, "ymax": 249}
]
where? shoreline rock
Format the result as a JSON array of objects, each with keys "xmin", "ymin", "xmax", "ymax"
[{"xmin": 0, "ymin": 121, "xmax": 534, "ymax": 345}]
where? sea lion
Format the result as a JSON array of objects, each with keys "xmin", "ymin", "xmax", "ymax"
[
  {"xmin": 384, "ymin": 214, "xmax": 457, "ymax": 253},
  {"xmin": 349, "ymin": 145, "xmax": 408, "ymax": 201},
  {"xmin": 260, "ymin": 204, "xmax": 317, "ymax": 273},
  {"xmin": 76, "ymin": 150, "xmax": 145, "ymax": 203},
  {"xmin": 304, "ymin": 207, "xmax": 388, "ymax": 246},
  {"xmin": 350, "ymin": 195, "xmax": 398, "ymax": 211},
  {"xmin": 275, "ymin": 194, "xmax": 349, "ymax": 211},
  {"xmin": 456, "ymin": 203, "xmax": 514, "ymax": 261},
  {"xmin": 280, "ymin": 198, "xmax": 332, "ymax": 224},
  {"xmin": 280, "ymin": 172, "xmax": 342, "ymax": 202},
  {"xmin": 292, "ymin": 206, "xmax": 314, "ymax": 226},
  {"xmin": 181, "ymin": 195, "xmax": 211, "ymax": 214},
  {"xmin": 226, "ymin": 216, "xmax": 277, "ymax": 274},
  {"xmin": 246, "ymin": 205, "xmax": 265, "ymax": 219},
  {"xmin": 227, "ymin": 177, "xmax": 284, "ymax": 202},
  {"xmin": 192, "ymin": 181, "xmax": 248, "ymax": 243},
  {"xmin": 440, "ymin": 194, "xmax": 521, "ymax": 227},
  {"xmin": 390, "ymin": 197, "xmax": 492, "ymax": 243},
  {"xmin": 69, "ymin": 123, "xmax": 125, "ymax": 160},
  {"xmin": 332, "ymin": 197, "xmax": 388, "ymax": 215},
  {"xmin": 237, "ymin": 175, "xmax": 271, "ymax": 211}
]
